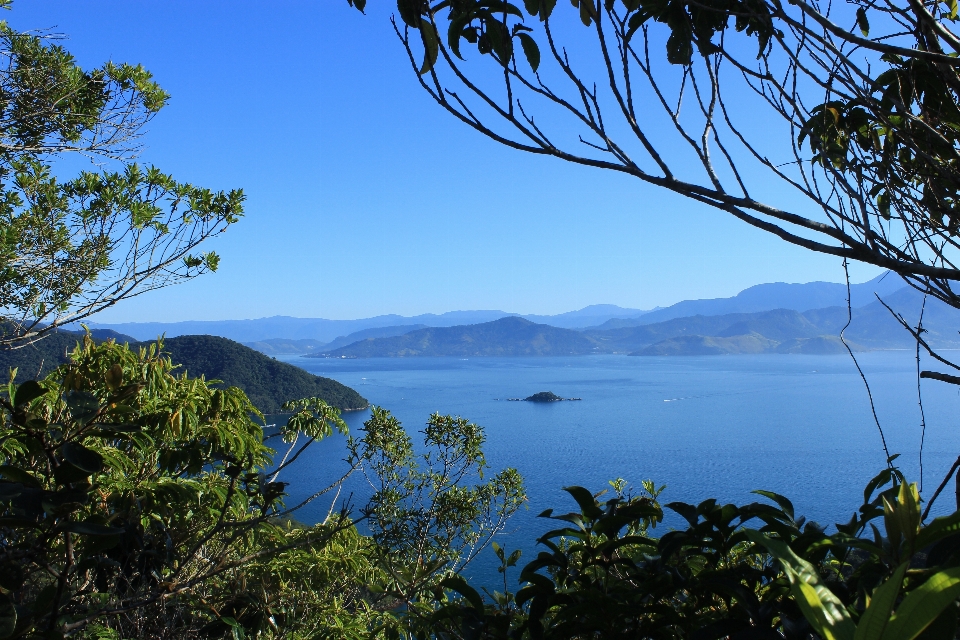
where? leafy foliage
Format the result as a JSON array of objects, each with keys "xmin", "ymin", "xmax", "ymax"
[
  {"xmin": 0, "ymin": 337, "xmax": 528, "ymax": 638},
  {"xmin": 0, "ymin": 336, "xmax": 343, "ymax": 637},
  {"xmin": 406, "ymin": 465, "xmax": 960, "ymax": 639},
  {"xmin": 348, "ymin": 0, "xmax": 960, "ymax": 318},
  {"xmin": 0, "ymin": 14, "xmax": 241, "ymax": 348},
  {"xmin": 349, "ymin": 408, "xmax": 526, "ymax": 618}
]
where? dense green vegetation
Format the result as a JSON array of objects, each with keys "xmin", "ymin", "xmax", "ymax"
[
  {"xmin": 0, "ymin": 330, "xmax": 367, "ymax": 414},
  {"xmin": 151, "ymin": 335, "xmax": 367, "ymax": 414},
  {"xmin": 424, "ymin": 469, "xmax": 960, "ymax": 639},
  {"xmin": 0, "ymin": 14, "xmax": 240, "ymax": 349},
  {"xmin": 0, "ymin": 338, "xmax": 524, "ymax": 639},
  {"xmin": 8, "ymin": 0, "xmax": 960, "ymax": 636}
]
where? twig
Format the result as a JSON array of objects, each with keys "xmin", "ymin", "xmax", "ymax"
[
  {"xmin": 922, "ymin": 454, "xmax": 960, "ymax": 521},
  {"xmin": 841, "ymin": 259, "xmax": 891, "ymax": 463},
  {"xmin": 919, "ymin": 370, "xmax": 960, "ymax": 385},
  {"xmin": 917, "ymin": 296, "xmax": 928, "ymax": 493}
]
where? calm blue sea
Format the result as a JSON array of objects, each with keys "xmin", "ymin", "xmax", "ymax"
[{"xmin": 272, "ymin": 352, "xmax": 960, "ymax": 587}]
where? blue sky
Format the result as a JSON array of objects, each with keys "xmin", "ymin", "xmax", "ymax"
[{"xmin": 15, "ymin": 1, "xmax": 883, "ymax": 322}]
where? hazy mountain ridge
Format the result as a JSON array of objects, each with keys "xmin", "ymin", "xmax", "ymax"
[
  {"xmin": 589, "ymin": 272, "xmax": 905, "ymax": 329},
  {"xmin": 84, "ymin": 273, "xmax": 904, "ymax": 343},
  {"xmin": 85, "ymin": 305, "xmax": 651, "ymax": 343},
  {"xmin": 239, "ymin": 324, "xmax": 436, "ymax": 356},
  {"xmin": 314, "ymin": 317, "xmax": 602, "ymax": 357},
  {"xmin": 320, "ymin": 324, "xmax": 431, "ymax": 352},
  {"xmin": 240, "ymin": 338, "xmax": 328, "ymax": 356},
  {"xmin": 315, "ymin": 285, "xmax": 960, "ymax": 357},
  {"xmin": 73, "ymin": 272, "xmax": 958, "ymax": 358}
]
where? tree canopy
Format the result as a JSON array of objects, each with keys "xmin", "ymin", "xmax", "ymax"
[
  {"xmin": 0, "ymin": 12, "xmax": 242, "ymax": 350},
  {"xmin": 347, "ymin": 0, "xmax": 960, "ymax": 312}
]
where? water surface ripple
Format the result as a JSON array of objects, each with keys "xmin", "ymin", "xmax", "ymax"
[{"xmin": 275, "ymin": 352, "xmax": 960, "ymax": 585}]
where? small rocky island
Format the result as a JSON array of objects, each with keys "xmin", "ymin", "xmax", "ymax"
[{"xmin": 505, "ymin": 391, "xmax": 582, "ymax": 402}]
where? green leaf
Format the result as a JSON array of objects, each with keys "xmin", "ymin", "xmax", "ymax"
[
  {"xmin": 878, "ymin": 192, "xmax": 891, "ymax": 219},
  {"xmin": 60, "ymin": 442, "xmax": 104, "ymax": 474},
  {"xmin": 485, "ymin": 18, "xmax": 512, "ymax": 63},
  {"xmin": 448, "ymin": 15, "xmax": 472, "ymax": 59},
  {"xmin": 66, "ymin": 521, "xmax": 124, "ymax": 537},
  {"xmin": 65, "ymin": 391, "xmax": 100, "ymax": 423},
  {"xmin": 745, "ymin": 530, "xmax": 855, "ymax": 640},
  {"xmin": 948, "ymin": 0, "xmax": 958, "ymax": 20},
  {"xmin": 0, "ymin": 594, "xmax": 15, "ymax": 640},
  {"xmin": 518, "ymin": 33, "xmax": 541, "ymax": 71},
  {"xmin": 855, "ymin": 562, "xmax": 907, "ymax": 640},
  {"xmin": 540, "ymin": 0, "xmax": 558, "ymax": 20},
  {"xmin": 419, "ymin": 19, "xmax": 439, "ymax": 74},
  {"xmin": 13, "ymin": 380, "xmax": 44, "ymax": 407},
  {"xmin": 440, "ymin": 575, "xmax": 485, "ymax": 610},
  {"xmin": 104, "ymin": 364, "xmax": 123, "ymax": 392},
  {"xmin": 397, "ymin": 0, "xmax": 422, "ymax": 28},
  {"xmin": 856, "ymin": 7, "xmax": 870, "ymax": 36},
  {"xmin": 667, "ymin": 501, "xmax": 698, "ymax": 526},
  {"xmin": 524, "ymin": 0, "xmax": 540, "ymax": 14},
  {"xmin": 883, "ymin": 567, "xmax": 960, "ymax": 640},
  {"xmin": 563, "ymin": 486, "xmax": 603, "ymax": 520},
  {"xmin": 753, "ymin": 489, "xmax": 795, "ymax": 521},
  {"xmin": 579, "ymin": 0, "xmax": 595, "ymax": 26},
  {"xmin": 0, "ymin": 466, "xmax": 40, "ymax": 489},
  {"xmin": 864, "ymin": 468, "xmax": 893, "ymax": 505}
]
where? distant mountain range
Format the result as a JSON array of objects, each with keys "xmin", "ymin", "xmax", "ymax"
[
  {"xmin": 82, "ymin": 305, "xmax": 653, "ymax": 345},
  {"xmin": 69, "ymin": 271, "xmax": 948, "ymax": 358},
  {"xmin": 8, "ymin": 271, "xmax": 930, "ymax": 414},
  {"xmin": 312, "ymin": 317, "xmax": 603, "ymax": 357},
  {"xmin": 81, "ymin": 272, "xmax": 905, "ymax": 351},
  {"xmin": 589, "ymin": 272, "xmax": 905, "ymax": 329},
  {"xmin": 314, "ymin": 284, "xmax": 960, "ymax": 357},
  {"xmin": 239, "ymin": 338, "xmax": 329, "ymax": 356}
]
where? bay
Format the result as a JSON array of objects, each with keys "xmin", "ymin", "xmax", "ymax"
[{"xmin": 274, "ymin": 351, "xmax": 960, "ymax": 586}]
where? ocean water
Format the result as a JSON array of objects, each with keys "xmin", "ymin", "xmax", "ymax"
[{"xmin": 272, "ymin": 352, "xmax": 960, "ymax": 586}]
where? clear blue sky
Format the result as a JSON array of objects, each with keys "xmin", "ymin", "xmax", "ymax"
[{"xmin": 14, "ymin": 1, "xmax": 882, "ymax": 322}]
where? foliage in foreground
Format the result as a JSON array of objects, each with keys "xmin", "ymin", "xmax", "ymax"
[
  {"xmin": 0, "ymin": 14, "xmax": 243, "ymax": 348},
  {"xmin": 5, "ymin": 335, "xmax": 960, "ymax": 639},
  {"xmin": 0, "ymin": 335, "xmax": 355, "ymax": 638},
  {"xmin": 0, "ymin": 336, "xmax": 524, "ymax": 639},
  {"xmin": 417, "ymin": 466, "xmax": 960, "ymax": 640}
]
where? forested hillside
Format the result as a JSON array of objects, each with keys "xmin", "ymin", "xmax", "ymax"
[
  {"xmin": 0, "ymin": 331, "xmax": 366, "ymax": 414},
  {"xmin": 158, "ymin": 335, "xmax": 367, "ymax": 413}
]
